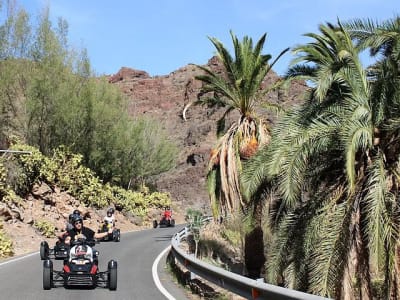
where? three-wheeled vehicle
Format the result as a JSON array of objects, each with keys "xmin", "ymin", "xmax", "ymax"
[{"xmin": 40, "ymin": 237, "xmax": 117, "ymax": 290}]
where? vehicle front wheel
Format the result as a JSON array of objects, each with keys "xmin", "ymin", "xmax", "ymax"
[
  {"xmin": 43, "ymin": 260, "xmax": 53, "ymax": 290},
  {"xmin": 153, "ymin": 220, "xmax": 158, "ymax": 228},
  {"xmin": 170, "ymin": 219, "xmax": 175, "ymax": 227},
  {"xmin": 108, "ymin": 260, "xmax": 118, "ymax": 290}
]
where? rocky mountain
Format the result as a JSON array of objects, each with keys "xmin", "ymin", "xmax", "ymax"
[{"xmin": 108, "ymin": 57, "xmax": 308, "ymax": 212}]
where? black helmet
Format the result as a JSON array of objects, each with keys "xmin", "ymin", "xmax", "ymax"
[
  {"xmin": 107, "ymin": 207, "xmax": 115, "ymax": 215},
  {"xmin": 71, "ymin": 214, "xmax": 83, "ymax": 224},
  {"xmin": 73, "ymin": 209, "xmax": 80, "ymax": 215}
]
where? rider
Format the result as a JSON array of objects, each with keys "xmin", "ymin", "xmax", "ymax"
[
  {"xmin": 66, "ymin": 209, "xmax": 81, "ymax": 231},
  {"xmin": 64, "ymin": 214, "xmax": 112, "ymax": 245},
  {"xmin": 103, "ymin": 207, "xmax": 116, "ymax": 230},
  {"xmin": 163, "ymin": 206, "xmax": 172, "ymax": 220}
]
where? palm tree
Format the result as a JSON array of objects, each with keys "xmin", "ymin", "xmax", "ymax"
[
  {"xmin": 183, "ymin": 30, "xmax": 288, "ymax": 219},
  {"xmin": 242, "ymin": 18, "xmax": 400, "ymax": 299}
]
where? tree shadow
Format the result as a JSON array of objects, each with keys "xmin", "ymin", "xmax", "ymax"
[{"xmin": 154, "ymin": 234, "xmax": 174, "ymax": 242}]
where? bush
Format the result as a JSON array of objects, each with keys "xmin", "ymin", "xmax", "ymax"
[
  {"xmin": 0, "ymin": 159, "xmax": 9, "ymax": 200},
  {"xmin": 0, "ymin": 156, "xmax": 25, "ymax": 207},
  {"xmin": 112, "ymin": 187, "xmax": 171, "ymax": 217},
  {"xmin": 0, "ymin": 223, "xmax": 13, "ymax": 257},
  {"xmin": 9, "ymin": 143, "xmax": 173, "ymax": 215},
  {"xmin": 34, "ymin": 219, "xmax": 56, "ymax": 238}
]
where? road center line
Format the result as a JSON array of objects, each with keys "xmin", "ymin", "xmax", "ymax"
[{"xmin": 152, "ymin": 245, "xmax": 176, "ymax": 300}]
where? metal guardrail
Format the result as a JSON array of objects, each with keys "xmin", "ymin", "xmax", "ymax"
[{"xmin": 170, "ymin": 225, "xmax": 330, "ymax": 300}]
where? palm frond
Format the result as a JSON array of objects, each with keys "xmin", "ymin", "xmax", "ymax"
[
  {"xmin": 241, "ymin": 146, "xmax": 271, "ymax": 201},
  {"xmin": 207, "ymin": 168, "xmax": 220, "ymax": 217},
  {"xmin": 308, "ymin": 200, "xmax": 353, "ymax": 298},
  {"xmin": 364, "ymin": 152, "xmax": 395, "ymax": 269},
  {"xmin": 342, "ymin": 118, "xmax": 372, "ymax": 191}
]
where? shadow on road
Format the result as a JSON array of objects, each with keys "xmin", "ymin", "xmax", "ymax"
[{"xmin": 154, "ymin": 234, "xmax": 174, "ymax": 242}]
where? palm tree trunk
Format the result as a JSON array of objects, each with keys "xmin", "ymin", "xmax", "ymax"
[
  {"xmin": 391, "ymin": 244, "xmax": 400, "ymax": 299},
  {"xmin": 244, "ymin": 226, "xmax": 265, "ymax": 279},
  {"xmin": 244, "ymin": 196, "xmax": 266, "ymax": 279}
]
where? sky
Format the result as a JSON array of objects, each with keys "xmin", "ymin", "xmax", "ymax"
[{"xmin": 10, "ymin": 0, "xmax": 400, "ymax": 77}]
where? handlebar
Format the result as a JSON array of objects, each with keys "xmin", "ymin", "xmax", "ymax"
[{"xmin": 71, "ymin": 237, "xmax": 96, "ymax": 247}]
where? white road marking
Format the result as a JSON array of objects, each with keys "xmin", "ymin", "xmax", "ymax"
[
  {"xmin": 152, "ymin": 246, "xmax": 176, "ymax": 300},
  {"xmin": 0, "ymin": 251, "xmax": 38, "ymax": 267}
]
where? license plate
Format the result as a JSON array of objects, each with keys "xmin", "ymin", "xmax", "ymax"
[{"xmin": 75, "ymin": 260, "xmax": 86, "ymax": 265}]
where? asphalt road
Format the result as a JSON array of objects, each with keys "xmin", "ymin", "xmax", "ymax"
[{"xmin": 0, "ymin": 225, "xmax": 190, "ymax": 300}]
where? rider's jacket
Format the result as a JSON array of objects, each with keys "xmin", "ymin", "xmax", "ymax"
[
  {"xmin": 104, "ymin": 215, "xmax": 115, "ymax": 225},
  {"xmin": 67, "ymin": 226, "xmax": 95, "ymax": 241},
  {"xmin": 163, "ymin": 210, "xmax": 172, "ymax": 219}
]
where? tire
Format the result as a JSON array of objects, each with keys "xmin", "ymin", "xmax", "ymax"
[
  {"xmin": 153, "ymin": 220, "xmax": 158, "ymax": 228},
  {"xmin": 108, "ymin": 260, "xmax": 118, "ymax": 291},
  {"xmin": 43, "ymin": 260, "xmax": 53, "ymax": 290},
  {"xmin": 40, "ymin": 241, "xmax": 49, "ymax": 260},
  {"xmin": 114, "ymin": 229, "xmax": 121, "ymax": 242},
  {"xmin": 170, "ymin": 219, "xmax": 175, "ymax": 227}
]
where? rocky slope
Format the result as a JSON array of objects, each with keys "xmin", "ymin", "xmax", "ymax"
[
  {"xmin": 109, "ymin": 56, "xmax": 307, "ymax": 212},
  {"xmin": 1, "ymin": 180, "xmax": 186, "ymax": 257}
]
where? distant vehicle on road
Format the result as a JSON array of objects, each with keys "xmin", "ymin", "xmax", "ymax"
[
  {"xmin": 97, "ymin": 220, "xmax": 121, "ymax": 242},
  {"xmin": 153, "ymin": 206, "xmax": 175, "ymax": 228}
]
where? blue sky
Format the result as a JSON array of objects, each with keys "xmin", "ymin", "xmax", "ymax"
[{"xmin": 13, "ymin": 0, "xmax": 400, "ymax": 76}]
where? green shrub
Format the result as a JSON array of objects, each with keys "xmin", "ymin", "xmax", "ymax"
[
  {"xmin": 0, "ymin": 159, "xmax": 8, "ymax": 198},
  {"xmin": 34, "ymin": 219, "xmax": 56, "ymax": 238},
  {"xmin": 10, "ymin": 143, "xmax": 173, "ymax": 216},
  {"xmin": 111, "ymin": 187, "xmax": 171, "ymax": 217},
  {"xmin": 0, "ymin": 159, "xmax": 25, "ymax": 207},
  {"xmin": 0, "ymin": 223, "xmax": 13, "ymax": 257}
]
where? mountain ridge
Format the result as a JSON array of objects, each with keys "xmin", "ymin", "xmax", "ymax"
[{"xmin": 108, "ymin": 56, "xmax": 308, "ymax": 211}]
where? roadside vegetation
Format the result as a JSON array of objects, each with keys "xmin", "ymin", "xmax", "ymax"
[
  {"xmin": 0, "ymin": 2, "xmax": 177, "ymax": 188},
  {"xmin": 241, "ymin": 18, "xmax": 400, "ymax": 299},
  {"xmin": 0, "ymin": 2, "xmax": 176, "ymax": 257},
  {"xmin": 0, "ymin": 222, "xmax": 13, "ymax": 258},
  {"xmin": 189, "ymin": 15, "xmax": 400, "ymax": 300},
  {"xmin": 9, "ymin": 143, "xmax": 171, "ymax": 214}
]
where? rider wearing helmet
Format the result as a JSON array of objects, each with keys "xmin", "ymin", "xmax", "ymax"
[
  {"xmin": 163, "ymin": 206, "xmax": 172, "ymax": 220},
  {"xmin": 66, "ymin": 209, "xmax": 81, "ymax": 231},
  {"xmin": 64, "ymin": 214, "xmax": 112, "ymax": 245},
  {"xmin": 104, "ymin": 207, "xmax": 115, "ymax": 230}
]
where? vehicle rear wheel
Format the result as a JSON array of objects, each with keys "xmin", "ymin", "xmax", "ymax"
[
  {"xmin": 114, "ymin": 229, "xmax": 121, "ymax": 242},
  {"xmin": 153, "ymin": 220, "xmax": 158, "ymax": 228},
  {"xmin": 43, "ymin": 260, "xmax": 53, "ymax": 290},
  {"xmin": 170, "ymin": 219, "xmax": 175, "ymax": 227},
  {"xmin": 108, "ymin": 260, "xmax": 118, "ymax": 290},
  {"xmin": 40, "ymin": 241, "xmax": 49, "ymax": 260}
]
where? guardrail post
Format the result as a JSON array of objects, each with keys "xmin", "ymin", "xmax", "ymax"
[
  {"xmin": 251, "ymin": 287, "xmax": 260, "ymax": 299},
  {"xmin": 251, "ymin": 278, "xmax": 264, "ymax": 299}
]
